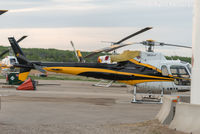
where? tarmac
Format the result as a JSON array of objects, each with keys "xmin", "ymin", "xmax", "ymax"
[{"xmin": 0, "ymin": 79, "xmax": 186, "ymax": 134}]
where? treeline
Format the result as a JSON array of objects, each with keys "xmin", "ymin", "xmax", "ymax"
[
  {"xmin": 0, "ymin": 46, "xmax": 105, "ymax": 62},
  {"xmin": 0, "ymin": 46, "xmax": 191, "ymax": 63},
  {"xmin": 165, "ymin": 56, "xmax": 191, "ymax": 63}
]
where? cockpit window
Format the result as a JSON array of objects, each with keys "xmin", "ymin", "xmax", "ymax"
[
  {"xmin": 170, "ymin": 65, "xmax": 189, "ymax": 78},
  {"xmin": 10, "ymin": 58, "xmax": 16, "ymax": 65},
  {"xmin": 186, "ymin": 64, "xmax": 191, "ymax": 73},
  {"xmin": 170, "ymin": 65, "xmax": 191, "ymax": 86}
]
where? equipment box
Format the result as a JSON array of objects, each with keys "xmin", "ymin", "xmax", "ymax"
[{"xmin": 6, "ymin": 72, "xmax": 23, "ymax": 85}]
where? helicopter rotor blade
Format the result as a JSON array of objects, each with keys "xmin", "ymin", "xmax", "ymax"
[
  {"xmin": 84, "ymin": 27, "xmax": 152, "ymax": 58},
  {"xmin": 84, "ymin": 48, "xmax": 109, "ymax": 58},
  {"xmin": 159, "ymin": 43, "xmax": 192, "ymax": 48},
  {"xmin": 0, "ymin": 50, "xmax": 9, "ymax": 58},
  {"xmin": 33, "ymin": 64, "xmax": 46, "ymax": 74},
  {"xmin": 140, "ymin": 40, "xmax": 191, "ymax": 48},
  {"xmin": 84, "ymin": 42, "xmax": 138, "ymax": 58},
  {"xmin": 0, "ymin": 10, "xmax": 8, "ymax": 15},
  {"xmin": 17, "ymin": 36, "xmax": 28, "ymax": 43},
  {"xmin": 17, "ymin": 54, "xmax": 46, "ymax": 73},
  {"xmin": 104, "ymin": 42, "xmax": 139, "ymax": 52},
  {"xmin": 114, "ymin": 27, "xmax": 152, "ymax": 44}
]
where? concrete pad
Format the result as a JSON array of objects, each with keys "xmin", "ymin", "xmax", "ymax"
[{"xmin": 0, "ymin": 80, "xmax": 162, "ymax": 134}]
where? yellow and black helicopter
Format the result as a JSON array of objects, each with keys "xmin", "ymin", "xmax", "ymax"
[
  {"xmin": 69, "ymin": 28, "xmax": 191, "ymax": 92},
  {"xmin": 7, "ymin": 27, "xmax": 190, "ymax": 88}
]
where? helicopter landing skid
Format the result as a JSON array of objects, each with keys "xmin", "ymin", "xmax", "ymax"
[
  {"xmin": 131, "ymin": 86, "xmax": 164, "ymax": 104},
  {"xmin": 92, "ymin": 80, "xmax": 114, "ymax": 87}
]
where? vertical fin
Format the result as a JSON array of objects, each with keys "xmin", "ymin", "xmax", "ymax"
[
  {"xmin": 8, "ymin": 37, "xmax": 31, "ymax": 82},
  {"xmin": 8, "ymin": 37, "xmax": 27, "ymax": 65}
]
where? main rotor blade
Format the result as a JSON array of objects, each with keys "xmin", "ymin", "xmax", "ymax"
[
  {"xmin": 0, "ymin": 50, "xmax": 9, "ymax": 58},
  {"xmin": 114, "ymin": 27, "xmax": 152, "ymax": 44},
  {"xmin": 70, "ymin": 41, "xmax": 75, "ymax": 48},
  {"xmin": 17, "ymin": 36, "xmax": 28, "ymax": 43},
  {"xmin": 84, "ymin": 42, "xmax": 138, "ymax": 58},
  {"xmin": 0, "ymin": 10, "xmax": 8, "ymax": 15},
  {"xmin": 104, "ymin": 43, "xmax": 138, "ymax": 52},
  {"xmin": 160, "ymin": 43, "xmax": 192, "ymax": 48},
  {"xmin": 33, "ymin": 64, "xmax": 46, "ymax": 74},
  {"xmin": 84, "ymin": 48, "xmax": 109, "ymax": 58},
  {"xmin": 85, "ymin": 27, "xmax": 152, "ymax": 59}
]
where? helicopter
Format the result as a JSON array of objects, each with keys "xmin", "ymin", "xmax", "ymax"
[
  {"xmin": 96, "ymin": 43, "xmax": 191, "ymax": 92},
  {"xmin": 7, "ymin": 28, "xmax": 191, "ymax": 93},
  {"xmin": 0, "ymin": 36, "xmax": 27, "ymax": 74},
  {"xmin": 70, "ymin": 28, "xmax": 191, "ymax": 92}
]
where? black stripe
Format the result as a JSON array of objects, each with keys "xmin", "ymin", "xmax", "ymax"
[
  {"xmin": 78, "ymin": 72, "xmax": 170, "ymax": 81},
  {"xmin": 39, "ymin": 61, "xmax": 164, "ymax": 78}
]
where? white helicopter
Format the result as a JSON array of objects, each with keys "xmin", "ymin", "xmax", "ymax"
[
  {"xmin": 0, "ymin": 36, "xmax": 27, "ymax": 74},
  {"xmin": 97, "ymin": 48, "xmax": 191, "ymax": 92}
]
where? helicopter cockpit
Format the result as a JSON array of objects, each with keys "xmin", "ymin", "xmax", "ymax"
[
  {"xmin": 161, "ymin": 63, "xmax": 191, "ymax": 86},
  {"xmin": 10, "ymin": 58, "xmax": 17, "ymax": 65}
]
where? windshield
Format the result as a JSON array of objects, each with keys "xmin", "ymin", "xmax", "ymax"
[
  {"xmin": 10, "ymin": 58, "xmax": 16, "ymax": 65},
  {"xmin": 170, "ymin": 65, "xmax": 190, "ymax": 86},
  {"xmin": 186, "ymin": 64, "xmax": 191, "ymax": 73},
  {"xmin": 170, "ymin": 65, "xmax": 190, "ymax": 78}
]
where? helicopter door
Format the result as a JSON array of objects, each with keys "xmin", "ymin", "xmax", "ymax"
[{"xmin": 170, "ymin": 65, "xmax": 190, "ymax": 86}]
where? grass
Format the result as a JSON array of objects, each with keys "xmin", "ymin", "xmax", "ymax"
[
  {"xmin": 0, "ymin": 72, "xmax": 122, "ymax": 84},
  {"xmin": 29, "ymin": 74, "xmax": 100, "ymax": 82},
  {"xmin": 0, "ymin": 73, "xmax": 100, "ymax": 82}
]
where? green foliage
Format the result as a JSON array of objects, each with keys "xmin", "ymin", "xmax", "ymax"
[
  {"xmin": 165, "ymin": 56, "xmax": 191, "ymax": 63},
  {"xmin": 0, "ymin": 46, "xmax": 191, "ymax": 63},
  {"xmin": 29, "ymin": 74, "xmax": 99, "ymax": 81},
  {"xmin": 0, "ymin": 46, "xmax": 108, "ymax": 63}
]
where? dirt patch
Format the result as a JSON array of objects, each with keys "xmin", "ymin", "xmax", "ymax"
[
  {"xmin": 2, "ymin": 96, "xmax": 116, "ymax": 106},
  {"xmin": 107, "ymin": 120, "xmax": 187, "ymax": 134},
  {"xmin": 0, "ymin": 120, "xmax": 187, "ymax": 134}
]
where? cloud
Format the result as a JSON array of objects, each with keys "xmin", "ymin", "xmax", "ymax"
[
  {"xmin": 7, "ymin": 0, "xmax": 106, "ymax": 14},
  {"xmin": 123, "ymin": 0, "xmax": 193, "ymax": 8},
  {"xmin": 10, "ymin": 8, "xmax": 41, "ymax": 13},
  {"xmin": 1, "ymin": 0, "xmax": 192, "ymax": 29},
  {"xmin": 1, "ymin": 5, "xmax": 192, "ymax": 29},
  {"xmin": 0, "ymin": 27, "xmax": 192, "ymax": 57},
  {"xmin": 3, "ymin": 0, "xmax": 193, "ymax": 14},
  {"xmin": 0, "ymin": 0, "xmax": 192, "ymax": 57}
]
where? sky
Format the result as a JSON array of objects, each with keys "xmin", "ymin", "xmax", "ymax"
[{"xmin": 0, "ymin": 0, "xmax": 193, "ymax": 57}]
